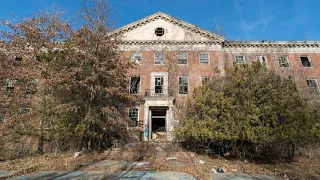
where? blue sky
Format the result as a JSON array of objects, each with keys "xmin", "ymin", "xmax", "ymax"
[{"xmin": 0, "ymin": 0, "xmax": 319, "ymax": 40}]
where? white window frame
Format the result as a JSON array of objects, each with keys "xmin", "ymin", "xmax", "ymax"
[
  {"xmin": 179, "ymin": 76, "xmax": 189, "ymax": 94},
  {"xmin": 4, "ymin": 79, "xmax": 17, "ymax": 92},
  {"xmin": 199, "ymin": 53, "xmax": 209, "ymax": 65},
  {"xmin": 129, "ymin": 76, "xmax": 141, "ymax": 94},
  {"xmin": 278, "ymin": 56, "xmax": 290, "ymax": 67},
  {"xmin": 306, "ymin": 79, "xmax": 319, "ymax": 95},
  {"xmin": 201, "ymin": 76, "xmax": 210, "ymax": 86},
  {"xmin": 154, "ymin": 52, "xmax": 165, "ymax": 65},
  {"xmin": 235, "ymin": 56, "xmax": 246, "ymax": 64},
  {"xmin": 300, "ymin": 56, "xmax": 312, "ymax": 68},
  {"xmin": 178, "ymin": 52, "xmax": 188, "ymax": 65},
  {"xmin": 131, "ymin": 52, "xmax": 142, "ymax": 64},
  {"xmin": 128, "ymin": 108, "xmax": 139, "ymax": 127},
  {"xmin": 256, "ymin": 56, "xmax": 268, "ymax": 67}
]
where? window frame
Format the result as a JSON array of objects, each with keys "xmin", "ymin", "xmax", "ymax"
[
  {"xmin": 4, "ymin": 79, "xmax": 17, "ymax": 93},
  {"xmin": 128, "ymin": 108, "xmax": 139, "ymax": 127},
  {"xmin": 256, "ymin": 56, "xmax": 268, "ymax": 67},
  {"xmin": 278, "ymin": 56, "xmax": 290, "ymax": 67},
  {"xmin": 199, "ymin": 53, "xmax": 210, "ymax": 65},
  {"xmin": 154, "ymin": 76, "xmax": 164, "ymax": 94},
  {"xmin": 19, "ymin": 108, "xmax": 31, "ymax": 114},
  {"xmin": 201, "ymin": 76, "xmax": 210, "ymax": 86},
  {"xmin": 129, "ymin": 76, "xmax": 141, "ymax": 94},
  {"xmin": 234, "ymin": 55, "xmax": 246, "ymax": 65},
  {"xmin": 131, "ymin": 52, "xmax": 142, "ymax": 64},
  {"xmin": 154, "ymin": 52, "xmax": 165, "ymax": 65},
  {"xmin": 306, "ymin": 79, "xmax": 319, "ymax": 95},
  {"xmin": 179, "ymin": 76, "xmax": 189, "ymax": 94},
  {"xmin": 177, "ymin": 52, "xmax": 188, "ymax": 65},
  {"xmin": 300, "ymin": 56, "xmax": 312, "ymax": 68},
  {"xmin": 25, "ymin": 79, "xmax": 39, "ymax": 94}
]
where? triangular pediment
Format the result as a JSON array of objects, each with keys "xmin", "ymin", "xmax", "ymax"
[{"xmin": 113, "ymin": 12, "xmax": 224, "ymax": 42}]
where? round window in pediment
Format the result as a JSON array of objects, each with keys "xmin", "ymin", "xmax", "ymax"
[{"xmin": 155, "ymin": 27, "xmax": 165, "ymax": 36}]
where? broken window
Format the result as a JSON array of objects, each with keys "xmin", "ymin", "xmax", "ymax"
[
  {"xmin": 25, "ymin": 79, "xmax": 39, "ymax": 94},
  {"xmin": 201, "ymin": 76, "xmax": 210, "ymax": 86},
  {"xmin": 257, "ymin": 56, "xmax": 268, "ymax": 66},
  {"xmin": 131, "ymin": 52, "xmax": 142, "ymax": 64},
  {"xmin": 4, "ymin": 79, "xmax": 17, "ymax": 93},
  {"xmin": 155, "ymin": 77, "xmax": 164, "ymax": 94},
  {"xmin": 19, "ymin": 108, "xmax": 31, "ymax": 114},
  {"xmin": 278, "ymin": 56, "xmax": 290, "ymax": 67},
  {"xmin": 235, "ymin": 56, "xmax": 245, "ymax": 64},
  {"xmin": 178, "ymin": 52, "xmax": 188, "ymax": 64},
  {"xmin": 154, "ymin": 52, "xmax": 164, "ymax": 64},
  {"xmin": 179, "ymin": 76, "xmax": 189, "ymax": 94},
  {"xmin": 155, "ymin": 27, "xmax": 165, "ymax": 36},
  {"xmin": 300, "ymin": 56, "xmax": 312, "ymax": 67},
  {"xmin": 130, "ymin": 76, "xmax": 140, "ymax": 94},
  {"xmin": 128, "ymin": 108, "xmax": 139, "ymax": 127},
  {"xmin": 307, "ymin": 79, "xmax": 319, "ymax": 95},
  {"xmin": 199, "ymin": 53, "xmax": 209, "ymax": 64}
]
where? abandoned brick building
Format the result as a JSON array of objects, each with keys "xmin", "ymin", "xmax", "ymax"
[{"xmin": 2, "ymin": 12, "xmax": 320, "ymax": 142}]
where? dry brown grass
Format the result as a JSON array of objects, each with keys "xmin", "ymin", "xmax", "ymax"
[{"xmin": 0, "ymin": 144, "xmax": 319, "ymax": 180}]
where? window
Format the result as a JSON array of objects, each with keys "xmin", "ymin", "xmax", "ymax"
[
  {"xmin": 26, "ymin": 79, "xmax": 39, "ymax": 94},
  {"xmin": 300, "ymin": 56, "xmax": 312, "ymax": 67},
  {"xmin": 12, "ymin": 56, "xmax": 22, "ymax": 66},
  {"xmin": 128, "ymin": 108, "xmax": 139, "ymax": 127},
  {"xmin": 131, "ymin": 52, "xmax": 142, "ymax": 64},
  {"xmin": 201, "ymin": 76, "xmax": 210, "ymax": 86},
  {"xmin": 278, "ymin": 56, "xmax": 290, "ymax": 67},
  {"xmin": 199, "ymin": 53, "xmax": 209, "ymax": 64},
  {"xmin": 155, "ymin": 76, "xmax": 164, "ymax": 94},
  {"xmin": 179, "ymin": 76, "xmax": 189, "ymax": 94},
  {"xmin": 130, "ymin": 77, "xmax": 140, "ymax": 94},
  {"xmin": 4, "ymin": 79, "xmax": 17, "ymax": 93},
  {"xmin": 257, "ymin": 56, "xmax": 268, "ymax": 66},
  {"xmin": 154, "ymin": 52, "xmax": 164, "ymax": 65},
  {"xmin": 235, "ymin": 56, "xmax": 245, "ymax": 64},
  {"xmin": 178, "ymin": 52, "xmax": 188, "ymax": 64},
  {"xmin": 155, "ymin": 27, "xmax": 165, "ymax": 36},
  {"xmin": 307, "ymin": 79, "xmax": 319, "ymax": 95},
  {"xmin": 19, "ymin": 108, "xmax": 30, "ymax": 114}
]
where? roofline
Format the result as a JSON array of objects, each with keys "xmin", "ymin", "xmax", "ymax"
[{"xmin": 111, "ymin": 12, "xmax": 225, "ymax": 41}]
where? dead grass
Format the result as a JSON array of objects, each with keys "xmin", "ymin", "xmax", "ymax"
[{"xmin": 0, "ymin": 145, "xmax": 319, "ymax": 180}]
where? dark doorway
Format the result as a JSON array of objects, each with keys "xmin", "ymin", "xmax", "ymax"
[{"xmin": 150, "ymin": 107, "xmax": 168, "ymax": 140}]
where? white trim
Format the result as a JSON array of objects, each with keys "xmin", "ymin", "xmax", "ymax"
[{"xmin": 234, "ymin": 55, "xmax": 246, "ymax": 64}]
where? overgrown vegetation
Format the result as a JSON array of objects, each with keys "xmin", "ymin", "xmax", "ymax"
[
  {"xmin": 178, "ymin": 62, "xmax": 320, "ymax": 162},
  {"xmin": 0, "ymin": 0, "xmax": 135, "ymax": 158}
]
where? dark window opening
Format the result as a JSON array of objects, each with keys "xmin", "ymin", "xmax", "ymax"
[
  {"xmin": 0, "ymin": 112, "xmax": 6, "ymax": 122},
  {"xmin": 13, "ymin": 56, "xmax": 22, "ymax": 66},
  {"xmin": 201, "ymin": 76, "xmax": 210, "ymax": 86},
  {"xmin": 130, "ymin": 77, "xmax": 140, "ymax": 94},
  {"xmin": 300, "ymin": 56, "xmax": 312, "ymax": 67},
  {"xmin": 4, "ymin": 79, "xmax": 17, "ymax": 93},
  {"xmin": 179, "ymin": 76, "xmax": 188, "ymax": 94},
  {"xmin": 307, "ymin": 79, "xmax": 318, "ymax": 95},
  {"xmin": 155, "ymin": 27, "xmax": 165, "ymax": 36},
  {"xmin": 128, "ymin": 108, "xmax": 138, "ymax": 127},
  {"xmin": 155, "ymin": 77, "xmax": 164, "ymax": 94},
  {"xmin": 19, "ymin": 108, "xmax": 30, "ymax": 114}
]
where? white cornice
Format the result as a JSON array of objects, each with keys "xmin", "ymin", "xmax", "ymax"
[{"xmin": 112, "ymin": 12, "xmax": 225, "ymax": 41}]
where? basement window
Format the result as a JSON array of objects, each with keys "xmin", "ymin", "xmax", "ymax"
[
  {"xmin": 4, "ymin": 79, "xmax": 17, "ymax": 93},
  {"xmin": 307, "ymin": 79, "xmax": 319, "ymax": 95},
  {"xmin": 25, "ymin": 79, "xmax": 39, "ymax": 94},
  {"xmin": 129, "ymin": 76, "xmax": 140, "ymax": 94},
  {"xmin": 179, "ymin": 76, "xmax": 189, "ymax": 94},
  {"xmin": 19, "ymin": 108, "xmax": 31, "ymax": 114},
  {"xmin": 178, "ymin": 52, "xmax": 188, "ymax": 64},
  {"xmin": 128, "ymin": 108, "xmax": 139, "ymax": 127},
  {"xmin": 131, "ymin": 52, "xmax": 142, "ymax": 64},
  {"xmin": 300, "ymin": 56, "xmax": 312, "ymax": 67},
  {"xmin": 199, "ymin": 53, "xmax": 209, "ymax": 65},
  {"xmin": 155, "ymin": 27, "xmax": 165, "ymax": 36},
  {"xmin": 201, "ymin": 76, "xmax": 210, "ymax": 86},
  {"xmin": 154, "ymin": 52, "xmax": 164, "ymax": 65},
  {"xmin": 235, "ymin": 56, "xmax": 246, "ymax": 64},
  {"xmin": 278, "ymin": 56, "xmax": 290, "ymax": 67}
]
